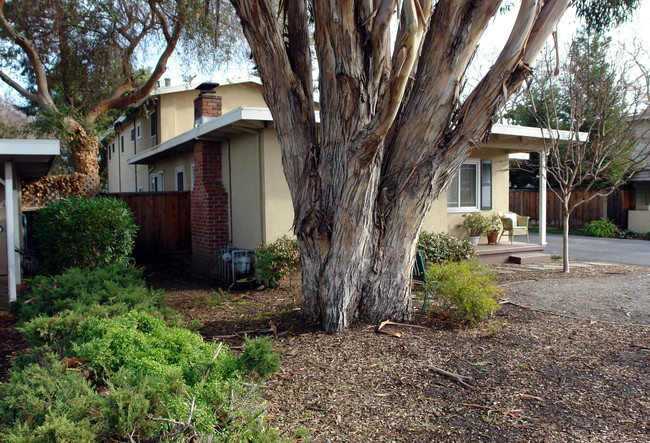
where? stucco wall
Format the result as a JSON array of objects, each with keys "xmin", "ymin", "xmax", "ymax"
[
  {"xmin": 146, "ymin": 152, "xmax": 195, "ymax": 192},
  {"xmin": 261, "ymin": 127, "xmax": 295, "ymax": 243},
  {"xmin": 158, "ymin": 83, "xmax": 267, "ymax": 144},
  {"xmin": 225, "ymin": 133, "xmax": 263, "ymax": 250},
  {"xmin": 421, "ymin": 148, "xmax": 510, "ymax": 243},
  {"xmin": 628, "ymin": 210, "xmax": 650, "ymax": 233}
]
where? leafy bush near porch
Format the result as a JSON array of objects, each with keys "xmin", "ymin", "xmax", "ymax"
[
  {"xmin": 2, "ymin": 267, "xmax": 280, "ymax": 441},
  {"xmin": 423, "ymin": 260, "xmax": 502, "ymax": 323},
  {"xmin": 417, "ymin": 231, "xmax": 477, "ymax": 264},
  {"xmin": 585, "ymin": 217, "xmax": 618, "ymax": 238},
  {"xmin": 32, "ymin": 196, "xmax": 137, "ymax": 275},
  {"xmin": 255, "ymin": 235, "xmax": 301, "ymax": 286}
]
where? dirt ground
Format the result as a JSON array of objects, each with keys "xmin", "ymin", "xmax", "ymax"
[
  {"xmin": 144, "ymin": 259, "xmax": 650, "ymax": 442},
  {"xmin": 1, "ymin": 260, "xmax": 649, "ymax": 442}
]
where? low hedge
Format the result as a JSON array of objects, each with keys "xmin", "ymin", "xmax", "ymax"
[{"xmin": 2, "ymin": 266, "xmax": 280, "ymax": 441}]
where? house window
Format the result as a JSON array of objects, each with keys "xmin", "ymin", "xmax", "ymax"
[
  {"xmin": 447, "ymin": 159, "xmax": 492, "ymax": 212},
  {"xmin": 130, "ymin": 128, "xmax": 135, "ymax": 142},
  {"xmin": 120, "ymin": 135, "xmax": 125, "ymax": 153},
  {"xmin": 107, "ymin": 144, "xmax": 111, "ymax": 160},
  {"xmin": 111, "ymin": 143, "xmax": 115, "ymax": 154},
  {"xmin": 175, "ymin": 166, "xmax": 184, "ymax": 191},
  {"xmin": 190, "ymin": 163, "xmax": 195, "ymax": 190},
  {"xmin": 150, "ymin": 111, "xmax": 157, "ymax": 138},
  {"xmin": 136, "ymin": 122, "xmax": 142, "ymax": 139},
  {"xmin": 150, "ymin": 171, "xmax": 164, "ymax": 192}
]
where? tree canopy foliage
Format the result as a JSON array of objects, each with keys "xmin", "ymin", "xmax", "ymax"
[{"xmin": 0, "ymin": 0, "xmax": 241, "ymax": 175}]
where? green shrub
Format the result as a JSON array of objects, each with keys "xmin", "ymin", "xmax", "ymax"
[
  {"xmin": 11, "ymin": 264, "xmax": 174, "ymax": 323},
  {"xmin": 255, "ymin": 235, "xmax": 301, "ymax": 286},
  {"xmin": 32, "ymin": 196, "xmax": 137, "ymax": 275},
  {"xmin": 2, "ymin": 263, "xmax": 281, "ymax": 441},
  {"xmin": 0, "ymin": 354, "xmax": 105, "ymax": 442},
  {"xmin": 417, "ymin": 231, "xmax": 477, "ymax": 264},
  {"xmin": 238, "ymin": 336, "xmax": 281, "ymax": 380},
  {"xmin": 423, "ymin": 260, "xmax": 502, "ymax": 323},
  {"xmin": 460, "ymin": 212, "xmax": 491, "ymax": 237},
  {"xmin": 584, "ymin": 217, "xmax": 618, "ymax": 238}
]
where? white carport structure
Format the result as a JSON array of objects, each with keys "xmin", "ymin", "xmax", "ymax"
[
  {"xmin": 498, "ymin": 124, "xmax": 587, "ymax": 246},
  {"xmin": 0, "ymin": 140, "xmax": 59, "ymax": 306}
]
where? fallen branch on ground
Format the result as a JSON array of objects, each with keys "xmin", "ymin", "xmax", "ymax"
[{"xmin": 430, "ymin": 366, "xmax": 473, "ymax": 388}]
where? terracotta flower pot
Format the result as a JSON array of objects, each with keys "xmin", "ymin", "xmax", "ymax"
[{"xmin": 487, "ymin": 230, "xmax": 499, "ymax": 245}]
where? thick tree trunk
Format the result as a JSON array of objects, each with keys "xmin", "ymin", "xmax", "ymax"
[
  {"xmin": 64, "ymin": 116, "xmax": 99, "ymax": 176},
  {"xmin": 232, "ymin": 0, "xmax": 570, "ymax": 332}
]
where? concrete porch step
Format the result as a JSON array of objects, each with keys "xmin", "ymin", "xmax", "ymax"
[{"xmin": 508, "ymin": 253, "xmax": 552, "ymax": 265}]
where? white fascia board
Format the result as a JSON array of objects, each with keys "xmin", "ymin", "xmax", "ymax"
[
  {"xmin": 0, "ymin": 139, "xmax": 60, "ymax": 156},
  {"xmin": 491, "ymin": 123, "xmax": 588, "ymax": 142},
  {"xmin": 127, "ymin": 106, "xmax": 320, "ymax": 165}
]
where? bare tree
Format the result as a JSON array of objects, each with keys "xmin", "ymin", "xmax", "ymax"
[
  {"xmin": 510, "ymin": 31, "xmax": 650, "ymax": 272},
  {"xmin": 227, "ymin": 1, "xmax": 640, "ymax": 331}
]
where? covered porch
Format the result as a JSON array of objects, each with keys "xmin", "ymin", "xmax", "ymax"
[{"xmin": 476, "ymin": 242, "xmax": 548, "ymax": 265}]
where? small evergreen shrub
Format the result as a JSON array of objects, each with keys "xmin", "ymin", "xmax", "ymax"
[
  {"xmin": 423, "ymin": 260, "xmax": 502, "ymax": 323},
  {"xmin": 584, "ymin": 217, "xmax": 618, "ymax": 238},
  {"xmin": 417, "ymin": 231, "xmax": 477, "ymax": 264},
  {"xmin": 11, "ymin": 264, "xmax": 172, "ymax": 322},
  {"xmin": 255, "ymin": 235, "xmax": 301, "ymax": 286},
  {"xmin": 238, "ymin": 336, "xmax": 281, "ymax": 379},
  {"xmin": 32, "ymin": 196, "xmax": 137, "ymax": 275},
  {"xmin": 2, "ymin": 266, "xmax": 281, "ymax": 441}
]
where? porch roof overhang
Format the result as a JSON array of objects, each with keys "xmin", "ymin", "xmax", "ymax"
[
  {"xmin": 128, "ymin": 107, "xmax": 304, "ymax": 165},
  {"xmin": 487, "ymin": 124, "xmax": 587, "ymax": 152},
  {"xmin": 630, "ymin": 169, "xmax": 650, "ymax": 181},
  {"xmin": 0, "ymin": 139, "xmax": 60, "ymax": 178}
]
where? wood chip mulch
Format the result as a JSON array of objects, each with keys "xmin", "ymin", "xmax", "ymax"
[{"xmin": 1, "ymin": 260, "xmax": 648, "ymax": 442}]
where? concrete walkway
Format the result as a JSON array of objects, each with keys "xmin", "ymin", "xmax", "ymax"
[{"xmin": 530, "ymin": 232, "xmax": 650, "ymax": 266}]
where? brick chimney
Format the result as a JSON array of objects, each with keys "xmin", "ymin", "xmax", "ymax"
[{"xmin": 194, "ymin": 82, "xmax": 222, "ymax": 126}]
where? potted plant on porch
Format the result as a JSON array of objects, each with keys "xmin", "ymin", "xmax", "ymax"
[
  {"xmin": 486, "ymin": 213, "xmax": 502, "ymax": 245},
  {"xmin": 460, "ymin": 212, "xmax": 491, "ymax": 246}
]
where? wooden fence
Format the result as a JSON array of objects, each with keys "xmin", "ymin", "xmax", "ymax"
[
  {"xmin": 509, "ymin": 189, "xmax": 635, "ymax": 228},
  {"xmin": 107, "ymin": 191, "xmax": 191, "ymax": 258}
]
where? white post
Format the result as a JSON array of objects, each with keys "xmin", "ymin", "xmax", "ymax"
[
  {"xmin": 4, "ymin": 161, "xmax": 17, "ymax": 303},
  {"xmin": 539, "ymin": 149, "xmax": 548, "ymax": 246}
]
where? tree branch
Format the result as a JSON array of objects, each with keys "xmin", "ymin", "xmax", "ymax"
[
  {"xmin": 0, "ymin": 0, "xmax": 55, "ymax": 109},
  {"xmin": 84, "ymin": 5, "xmax": 186, "ymax": 122},
  {"xmin": 0, "ymin": 70, "xmax": 38, "ymax": 103}
]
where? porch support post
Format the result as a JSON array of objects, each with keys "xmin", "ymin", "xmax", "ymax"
[
  {"xmin": 539, "ymin": 149, "xmax": 548, "ymax": 245},
  {"xmin": 4, "ymin": 161, "xmax": 17, "ymax": 303}
]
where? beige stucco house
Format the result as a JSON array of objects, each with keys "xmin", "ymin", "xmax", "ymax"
[
  {"xmin": 628, "ymin": 114, "xmax": 650, "ymax": 233},
  {"xmin": 107, "ymin": 80, "xmax": 551, "ymax": 276}
]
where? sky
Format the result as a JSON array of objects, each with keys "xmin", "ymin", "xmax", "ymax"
[{"xmin": 2, "ymin": 2, "xmax": 650, "ymax": 104}]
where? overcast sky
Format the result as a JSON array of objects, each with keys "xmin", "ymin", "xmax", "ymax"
[{"xmin": 2, "ymin": 3, "xmax": 650, "ymax": 104}]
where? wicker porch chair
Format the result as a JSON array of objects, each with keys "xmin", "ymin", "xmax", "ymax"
[{"xmin": 497, "ymin": 212, "xmax": 530, "ymax": 244}]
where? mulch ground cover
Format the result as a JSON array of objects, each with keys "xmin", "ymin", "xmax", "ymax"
[{"xmin": 1, "ymin": 259, "xmax": 648, "ymax": 442}]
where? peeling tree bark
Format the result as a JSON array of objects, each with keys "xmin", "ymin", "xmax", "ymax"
[{"xmin": 231, "ymin": 0, "xmax": 573, "ymax": 332}]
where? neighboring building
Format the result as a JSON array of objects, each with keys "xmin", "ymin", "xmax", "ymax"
[
  {"xmin": 628, "ymin": 113, "xmax": 650, "ymax": 233},
  {"xmin": 106, "ymin": 79, "xmax": 268, "ymax": 193},
  {"xmin": 108, "ymin": 80, "xmax": 550, "ymax": 276},
  {"xmin": 0, "ymin": 139, "xmax": 59, "ymax": 306}
]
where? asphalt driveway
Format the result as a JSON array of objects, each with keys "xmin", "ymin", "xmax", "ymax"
[{"xmin": 529, "ymin": 232, "xmax": 650, "ymax": 266}]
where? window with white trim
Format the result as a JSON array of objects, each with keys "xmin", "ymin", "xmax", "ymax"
[
  {"xmin": 175, "ymin": 166, "xmax": 184, "ymax": 191},
  {"xmin": 190, "ymin": 163, "xmax": 195, "ymax": 190},
  {"xmin": 447, "ymin": 159, "xmax": 492, "ymax": 212},
  {"xmin": 150, "ymin": 110, "xmax": 157, "ymax": 138},
  {"xmin": 130, "ymin": 128, "xmax": 135, "ymax": 142},
  {"xmin": 136, "ymin": 122, "xmax": 142, "ymax": 139},
  {"xmin": 120, "ymin": 135, "xmax": 125, "ymax": 153},
  {"xmin": 150, "ymin": 171, "xmax": 164, "ymax": 192}
]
